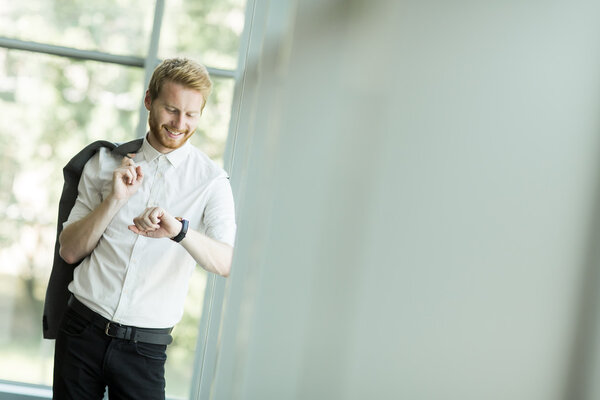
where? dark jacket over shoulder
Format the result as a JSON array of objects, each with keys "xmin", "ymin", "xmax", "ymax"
[{"xmin": 43, "ymin": 138, "xmax": 143, "ymax": 339}]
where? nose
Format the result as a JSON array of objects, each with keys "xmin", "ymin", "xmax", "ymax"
[{"xmin": 172, "ymin": 113, "xmax": 185, "ymax": 130}]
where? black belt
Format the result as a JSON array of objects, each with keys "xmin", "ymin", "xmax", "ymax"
[{"xmin": 67, "ymin": 295, "xmax": 173, "ymax": 345}]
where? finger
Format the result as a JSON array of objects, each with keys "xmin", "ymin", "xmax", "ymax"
[
  {"xmin": 132, "ymin": 207, "xmax": 161, "ymax": 231},
  {"xmin": 129, "ymin": 225, "xmax": 156, "ymax": 237},
  {"xmin": 125, "ymin": 166, "xmax": 138, "ymax": 184},
  {"xmin": 133, "ymin": 218, "xmax": 155, "ymax": 232},
  {"xmin": 134, "ymin": 214, "xmax": 159, "ymax": 231},
  {"xmin": 120, "ymin": 169, "xmax": 133, "ymax": 185},
  {"xmin": 142, "ymin": 207, "xmax": 157, "ymax": 221},
  {"xmin": 121, "ymin": 156, "xmax": 135, "ymax": 167},
  {"xmin": 149, "ymin": 207, "xmax": 163, "ymax": 224},
  {"xmin": 135, "ymin": 166, "xmax": 144, "ymax": 182}
]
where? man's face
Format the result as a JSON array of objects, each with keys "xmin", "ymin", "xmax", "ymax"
[{"xmin": 145, "ymin": 80, "xmax": 205, "ymax": 153}]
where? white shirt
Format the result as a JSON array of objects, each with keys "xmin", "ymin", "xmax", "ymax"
[{"xmin": 64, "ymin": 136, "xmax": 236, "ymax": 328}]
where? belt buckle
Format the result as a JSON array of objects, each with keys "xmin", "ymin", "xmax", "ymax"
[{"xmin": 105, "ymin": 322, "xmax": 117, "ymax": 338}]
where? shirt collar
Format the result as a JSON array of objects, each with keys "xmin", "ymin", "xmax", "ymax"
[{"xmin": 140, "ymin": 133, "xmax": 191, "ymax": 168}]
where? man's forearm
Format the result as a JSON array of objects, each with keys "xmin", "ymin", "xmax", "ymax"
[
  {"xmin": 179, "ymin": 230, "xmax": 233, "ymax": 277},
  {"xmin": 59, "ymin": 194, "xmax": 127, "ymax": 264},
  {"xmin": 126, "ymin": 206, "xmax": 234, "ymax": 276}
]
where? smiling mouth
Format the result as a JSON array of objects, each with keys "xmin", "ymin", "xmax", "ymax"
[{"xmin": 165, "ymin": 127, "xmax": 186, "ymax": 138}]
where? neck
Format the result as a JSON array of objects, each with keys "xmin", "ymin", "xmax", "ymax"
[{"xmin": 146, "ymin": 132, "xmax": 175, "ymax": 154}]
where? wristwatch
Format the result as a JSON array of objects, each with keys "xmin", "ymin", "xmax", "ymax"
[{"xmin": 171, "ymin": 217, "xmax": 189, "ymax": 243}]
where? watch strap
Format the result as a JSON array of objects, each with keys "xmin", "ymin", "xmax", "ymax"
[{"xmin": 171, "ymin": 218, "xmax": 189, "ymax": 243}]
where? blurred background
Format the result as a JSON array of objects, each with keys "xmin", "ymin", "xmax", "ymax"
[
  {"xmin": 4, "ymin": 1, "xmax": 600, "ymax": 400},
  {"xmin": 212, "ymin": 1, "xmax": 600, "ymax": 400}
]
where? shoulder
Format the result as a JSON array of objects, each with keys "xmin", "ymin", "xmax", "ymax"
[
  {"xmin": 185, "ymin": 145, "xmax": 229, "ymax": 181},
  {"xmin": 79, "ymin": 146, "xmax": 121, "ymax": 186}
]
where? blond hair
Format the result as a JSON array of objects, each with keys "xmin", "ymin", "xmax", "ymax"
[{"xmin": 148, "ymin": 58, "xmax": 213, "ymax": 110}]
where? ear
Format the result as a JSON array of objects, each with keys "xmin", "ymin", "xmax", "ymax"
[{"xmin": 144, "ymin": 90, "xmax": 152, "ymax": 110}]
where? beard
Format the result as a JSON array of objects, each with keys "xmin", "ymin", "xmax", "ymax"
[{"xmin": 147, "ymin": 110, "xmax": 195, "ymax": 152}]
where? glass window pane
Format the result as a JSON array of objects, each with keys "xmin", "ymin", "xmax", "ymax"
[
  {"xmin": 0, "ymin": 49, "xmax": 143, "ymax": 386},
  {"xmin": 159, "ymin": 0, "xmax": 247, "ymax": 70},
  {"xmin": 165, "ymin": 269, "xmax": 207, "ymax": 398},
  {"xmin": 0, "ymin": 0, "xmax": 154, "ymax": 57},
  {"xmin": 190, "ymin": 76, "xmax": 235, "ymax": 165}
]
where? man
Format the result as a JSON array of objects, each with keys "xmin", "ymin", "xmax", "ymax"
[{"xmin": 53, "ymin": 58, "xmax": 236, "ymax": 399}]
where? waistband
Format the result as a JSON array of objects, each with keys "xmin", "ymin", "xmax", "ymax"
[{"xmin": 67, "ymin": 295, "xmax": 173, "ymax": 345}]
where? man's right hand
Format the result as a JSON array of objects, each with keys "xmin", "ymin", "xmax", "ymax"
[{"xmin": 112, "ymin": 154, "xmax": 144, "ymax": 200}]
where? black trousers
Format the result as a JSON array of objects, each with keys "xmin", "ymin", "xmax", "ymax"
[{"xmin": 53, "ymin": 305, "xmax": 168, "ymax": 400}]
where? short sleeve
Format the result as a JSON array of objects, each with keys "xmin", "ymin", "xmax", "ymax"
[
  {"xmin": 202, "ymin": 176, "xmax": 237, "ymax": 247},
  {"xmin": 63, "ymin": 151, "xmax": 105, "ymax": 228}
]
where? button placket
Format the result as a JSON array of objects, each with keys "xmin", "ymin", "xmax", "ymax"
[
  {"xmin": 147, "ymin": 157, "xmax": 163, "ymax": 207},
  {"xmin": 151, "ymin": 156, "xmax": 170, "ymax": 208}
]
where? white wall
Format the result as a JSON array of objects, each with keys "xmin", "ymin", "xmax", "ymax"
[{"xmin": 213, "ymin": 1, "xmax": 600, "ymax": 399}]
